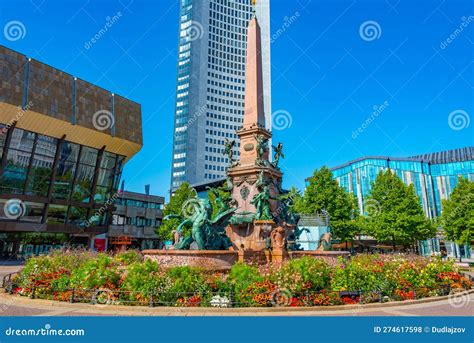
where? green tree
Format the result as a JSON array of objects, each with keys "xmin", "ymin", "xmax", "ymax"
[
  {"xmin": 156, "ymin": 182, "xmax": 197, "ymax": 241},
  {"xmin": 364, "ymin": 169, "xmax": 435, "ymax": 250},
  {"xmin": 207, "ymin": 185, "xmax": 232, "ymax": 220},
  {"xmin": 440, "ymin": 178, "xmax": 473, "ymax": 251},
  {"xmin": 294, "ymin": 167, "xmax": 360, "ymax": 245}
]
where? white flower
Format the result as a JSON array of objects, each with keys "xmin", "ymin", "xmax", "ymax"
[{"xmin": 210, "ymin": 295, "xmax": 231, "ymax": 308}]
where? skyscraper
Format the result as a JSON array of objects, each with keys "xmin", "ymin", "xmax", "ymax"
[{"xmin": 170, "ymin": 0, "xmax": 271, "ymax": 190}]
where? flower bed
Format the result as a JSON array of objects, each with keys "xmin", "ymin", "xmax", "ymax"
[{"xmin": 8, "ymin": 250, "xmax": 471, "ymax": 307}]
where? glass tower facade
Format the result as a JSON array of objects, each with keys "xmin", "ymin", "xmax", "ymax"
[
  {"xmin": 171, "ymin": 0, "xmax": 271, "ymax": 190},
  {"xmin": 330, "ymin": 147, "xmax": 473, "ymax": 257}
]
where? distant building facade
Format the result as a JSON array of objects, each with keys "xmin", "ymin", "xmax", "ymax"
[
  {"xmin": 109, "ymin": 191, "xmax": 164, "ymax": 250},
  {"xmin": 330, "ymin": 147, "xmax": 473, "ymax": 258},
  {"xmin": 295, "ymin": 215, "xmax": 330, "ymax": 251},
  {"xmin": 170, "ymin": 0, "xmax": 271, "ymax": 190},
  {"xmin": 0, "ymin": 45, "xmax": 142, "ymax": 258}
]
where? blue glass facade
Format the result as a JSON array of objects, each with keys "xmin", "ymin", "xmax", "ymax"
[{"xmin": 330, "ymin": 147, "xmax": 473, "ymax": 257}]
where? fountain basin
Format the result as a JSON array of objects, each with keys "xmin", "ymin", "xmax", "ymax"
[
  {"xmin": 288, "ymin": 250, "xmax": 350, "ymax": 264},
  {"xmin": 143, "ymin": 249, "xmax": 350, "ymax": 271},
  {"xmin": 143, "ymin": 250, "xmax": 239, "ymax": 271}
]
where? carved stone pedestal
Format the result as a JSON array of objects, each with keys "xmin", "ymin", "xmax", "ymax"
[
  {"xmin": 226, "ymin": 219, "xmax": 287, "ymax": 252},
  {"xmin": 270, "ymin": 225, "xmax": 288, "ymax": 264}
]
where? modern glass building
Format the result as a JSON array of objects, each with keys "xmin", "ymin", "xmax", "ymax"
[
  {"xmin": 0, "ymin": 45, "xmax": 142, "ymax": 258},
  {"xmin": 330, "ymin": 147, "xmax": 473, "ymax": 257},
  {"xmin": 171, "ymin": 0, "xmax": 271, "ymax": 190}
]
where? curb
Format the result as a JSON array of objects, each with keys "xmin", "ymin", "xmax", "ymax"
[{"xmin": 1, "ymin": 289, "xmax": 472, "ymax": 314}]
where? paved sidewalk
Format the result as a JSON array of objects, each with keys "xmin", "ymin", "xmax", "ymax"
[
  {"xmin": 0, "ymin": 291, "xmax": 472, "ymax": 316},
  {"xmin": 0, "ymin": 263, "xmax": 23, "ymax": 281}
]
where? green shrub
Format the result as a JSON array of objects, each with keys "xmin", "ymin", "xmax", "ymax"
[
  {"xmin": 228, "ymin": 262, "xmax": 262, "ymax": 289},
  {"xmin": 120, "ymin": 259, "xmax": 161, "ymax": 303},
  {"xmin": 165, "ymin": 266, "xmax": 210, "ymax": 294},
  {"xmin": 14, "ymin": 250, "xmax": 469, "ymax": 307},
  {"xmin": 17, "ymin": 250, "xmax": 94, "ymax": 292},
  {"xmin": 114, "ymin": 250, "xmax": 143, "ymax": 265},
  {"xmin": 271, "ymin": 256, "xmax": 331, "ymax": 293},
  {"xmin": 70, "ymin": 253, "xmax": 121, "ymax": 289},
  {"xmin": 331, "ymin": 255, "xmax": 400, "ymax": 294},
  {"xmin": 228, "ymin": 262, "xmax": 263, "ymax": 306}
]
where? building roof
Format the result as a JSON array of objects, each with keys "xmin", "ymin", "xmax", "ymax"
[
  {"xmin": 330, "ymin": 146, "xmax": 473, "ymax": 171},
  {"xmin": 407, "ymin": 146, "xmax": 473, "ymax": 164},
  {"xmin": 0, "ymin": 45, "xmax": 143, "ymax": 161},
  {"xmin": 119, "ymin": 191, "xmax": 164, "ymax": 204},
  {"xmin": 298, "ymin": 214, "xmax": 330, "ymax": 227}
]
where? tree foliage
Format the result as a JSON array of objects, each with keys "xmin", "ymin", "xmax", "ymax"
[
  {"xmin": 440, "ymin": 177, "xmax": 473, "ymax": 245},
  {"xmin": 207, "ymin": 185, "xmax": 232, "ymax": 220},
  {"xmin": 364, "ymin": 169, "xmax": 435, "ymax": 248},
  {"xmin": 294, "ymin": 166, "xmax": 360, "ymax": 243},
  {"xmin": 156, "ymin": 182, "xmax": 197, "ymax": 241}
]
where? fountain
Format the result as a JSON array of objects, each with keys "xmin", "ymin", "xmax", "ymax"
[{"xmin": 143, "ymin": 2, "xmax": 349, "ymax": 269}]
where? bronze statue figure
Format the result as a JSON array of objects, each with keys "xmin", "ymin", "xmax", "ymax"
[
  {"xmin": 223, "ymin": 139, "xmax": 235, "ymax": 165},
  {"xmin": 251, "ymin": 185, "xmax": 277, "ymax": 220},
  {"xmin": 317, "ymin": 232, "xmax": 333, "ymax": 251},
  {"xmin": 255, "ymin": 170, "xmax": 266, "ymax": 190},
  {"xmin": 272, "ymin": 142, "xmax": 284, "ymax": 168},
  {"xmin": 254, "ymin": 134, "xmax": 269, "ymax": 166},
  {"xmin": 163, "ymin": 197, "xmax": 236, "ymax": 250}
]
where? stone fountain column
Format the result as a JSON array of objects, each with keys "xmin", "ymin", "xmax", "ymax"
[{"xmin": 224, "ymin": 13, "xmax": 290, "ymax": 262}]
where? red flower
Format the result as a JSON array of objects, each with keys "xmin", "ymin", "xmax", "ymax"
[
  {"xmin": 341, "ymin": 296, "xmax": 360, "ymax": 305},
  {"xmin": 290, "ymin": 298, "xmax": 299, "ymax": 307}
]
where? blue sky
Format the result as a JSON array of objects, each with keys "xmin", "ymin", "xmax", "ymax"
[{"xmin": 1, "ymin": 0, "xmax": 472, "ymax": 198}]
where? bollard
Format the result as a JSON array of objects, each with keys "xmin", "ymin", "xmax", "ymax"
[
  {"xmin": 91, "ymin": 291, "xmax": 97, "ymax": 305},
  {"xmin": 30, "ymin": 286, "xmax": 36, "ymax": 299},
  {"xmin": 70, "ymin": 289, "xmax": 75, "ymax": 303},
  {"xmin": 149, "ymin": 292, "xmax": 154, "ymax": 308}
]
